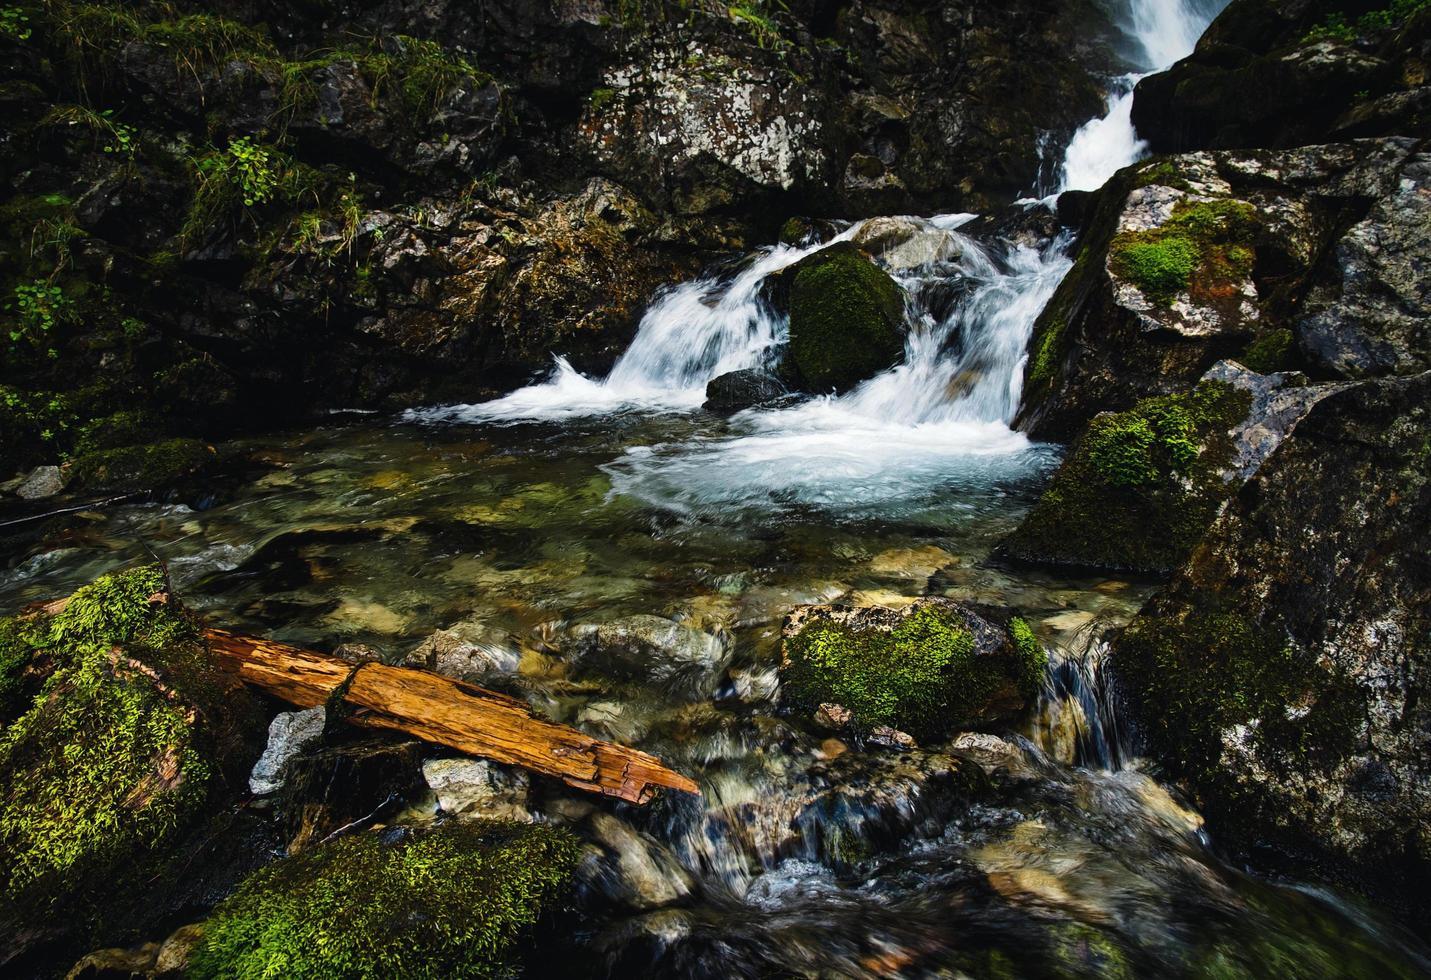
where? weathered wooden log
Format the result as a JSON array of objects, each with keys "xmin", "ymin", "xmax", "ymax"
[{"xmin": 204, "ymin": 628, "xmax": 700, "ymax": 805}]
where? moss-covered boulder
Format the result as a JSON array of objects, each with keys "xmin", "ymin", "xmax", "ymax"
[
  {"xmin": 1112, "ymin": 371, "xmax": 1431, "ymax": 914},
  {"xmin": 782, "ymin": 242, "xmax": 906, "ymax": 393},
  {"xmin": 66, "ymin": 437, "xmax": 216, "ymax": 494},
  {"xmin": 188, "ymin": 822, "xmax": 582, "ymax": 979},
  {"xmin": 1003, "ymin": 381, "xmax": 1253, "ymax": 574},
  {"xmin": 779, "ymin": 599, "xmax": 1047, "ymax": 741},
  {"xmin": 0, "ymin": 566, "xmax": 254, "ymax": 941}
]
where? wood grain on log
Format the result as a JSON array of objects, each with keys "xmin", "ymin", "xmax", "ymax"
[{"xmin": 204, "ymin": 628, "xmax": 700, "ymax": 804}]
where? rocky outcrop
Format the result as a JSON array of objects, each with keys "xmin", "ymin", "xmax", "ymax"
[
  {"xmin": 1016, "ymin": 138, "xmax": 1429, "ymax": 441},
  {"xmin": 1131, "ymin": 0, "xmax": 1431, "ymax": 154},
  {"xmin": 779, "ymin": 599, "xmax": 1046, "ymax": 741},
  {"xmin": 1111, "ymin": 371, "xmax": 1431, "ymax": 913}
]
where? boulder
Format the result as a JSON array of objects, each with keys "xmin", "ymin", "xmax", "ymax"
[
  {"xmin": 279, "ymin": 739, "xmax": 427, "ymax": 853},
  {"xmin": 1002, "ymin": 364, "xmax": 1347, "ymax": 574},
  {"xmin": 1016, "ymin": 139, "xmax": 1429, "ymax": 441},
  {"xmin": 779, "ymin": 599, "xmax": 1047, "ymax": 740},
  {"xmin": 249, "ymin": 707, "xmax": 326, "ymax": 795},
  {"xmin": 781, "ymin": 242, "xmax": 907, "ymax": 393},
  {"xmin": 1111, "ymin": 371, "xmax": 1431, "ymax": 913},
  {"xmin": 702, "ymin": 369, "xmax": 788, "ymax": 414},
  {"xmin": 581, "ymin": 812, "xmax": 694, "ymax": 911}
]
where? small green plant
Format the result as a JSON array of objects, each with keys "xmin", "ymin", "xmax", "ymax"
[
  {"xmin": 1303, "ymin": 0, "xmax": 1430, "ymax": 42},
  {"xmin": 99, "ymin": 110, "xmax": 135, "ymax": 156},
  {"xmin": 0, "ymin": 5, "xmax": 31, "ymax": 40},
  {"xmin": 7, "ymin": 281, "xmax": 72, "ymax": 356},
  {"xmin": 208, "ymin": 136, "xmax": 278, "ymax": 206}
]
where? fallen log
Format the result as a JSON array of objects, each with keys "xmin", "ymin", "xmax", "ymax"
[{"xmin": 204, "ymin": 628, "xmax": 700, "ymax": 805}]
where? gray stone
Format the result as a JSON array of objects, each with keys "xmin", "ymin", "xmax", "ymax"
[
  {"xmin": 249, "ymin": 707, "xmax": 325, "ymax": 795},
  {"xmin": 568, "ymin": 615, "xmax": 728, "ymax": 697},
  {"xmin": 402, "ymin": 618, "xmax": 521, "ymax": 682},
  {"xmin": 15, "ymin": 465, "xmax": 65, "ymax": 500},
  {"xmin": 421, "ymin": 758, "xmax": 531, "ymax": 823}
]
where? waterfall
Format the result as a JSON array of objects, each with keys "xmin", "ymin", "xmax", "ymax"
[
  {"xmin": 1060, "ymin": 0, "xmax": 1231, "ymax": 192},
  {"xmin": 410, "ymin": 0, "xmax": 1232, "ymax": 514}
]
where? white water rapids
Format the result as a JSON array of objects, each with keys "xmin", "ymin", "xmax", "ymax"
[{"xmin": 409, "ymin": 0, "xmax": 1230, "ymax": 514}]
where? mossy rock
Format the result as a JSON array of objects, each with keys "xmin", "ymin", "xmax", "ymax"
[
  {"xmin": 783, "ymin": 242, "xmax": 905, "ymax": 393},
  {"xmin": 1108, "ymin": 198, "xmax": 1258, "ymax": 308},
  {"xmin": 67, "ymin": 437, "xmax": 215, "ymax": 493},
  {"xmin": 779, "ymin": 599, "xmax": 1047, "ymax": 740},
  {"xmin": 0, "ymin": 567, "xmax": 251, "ymax": 927},
  {"xmin": 1001, "ymin": 381, "xmax": 1252, "ymax": 574},
  {"xmin": 188, "ymin": 822, "xmax": 582, "ymax": 979}
]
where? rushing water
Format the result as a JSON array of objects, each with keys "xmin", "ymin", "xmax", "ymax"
[{"xmin": 3, "ymin": 0, "xmax": 1428, "ymax": 975}]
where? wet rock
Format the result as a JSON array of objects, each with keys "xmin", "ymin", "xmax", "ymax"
[
  {"xmin": 1016, "ymin": 139, "xmax": 1429, "ymax": 441},
  {"xmin": 703, "ymin": 369, "xmax": 788, "ymax": 414},
  {"xmin": 780, "ymin": 599, "xmax": 1047, "ymax": 739},
  {"xmin": 249, "ymin": 706, "xmax": 326, "ymax": 795},
  {"xmin": 402, "ymin": 618, "xmax": 520, "ymax": 683},
  {"xmin": 568, "ymin": 615, "xmax": 729, "ymax": 697},
  {"xmin": 778, "ymin": 242, "xmax": 906, "ymax": 393},
  {"xmin": 1203, "ymin": 360, "xmax": 1346, "ymax": 479},
  {"xmin": 422, "ymin": 758, "xmax": 532, "ymax": 823},
  {"xmin": 279, "ymin": 739, "xmax": 427, "ymax": 853},
  {"xmin": 851, "ymin": 216, "xmax": 964, "ymax": 272},
  {"xmin": 14, "ymin": 464, "xmax": 64, "ymax": 499},
  {"xmin": 1112, "ymin": 371, "xmax": 1431, "ymax": 913},
  {"xmin": 582, "ymin": 812, "xmax": 694, "ymax": 911},
  {"xmin": 65, "ymin": 439, "xmax": 216, "ymax": 495},
  {"xmin": 153, "ymin": 923, "xmax": 204, "ymax": 976}
]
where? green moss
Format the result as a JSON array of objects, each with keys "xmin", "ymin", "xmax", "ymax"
[
  {"xmin": 786, "ymin": 243, "xmax": 905, "ymax": 393},
  {"xmin": 67, "ymin": 437, "xmax": 214, "ymax": 493},
  {"xmin": 1026, "ymin": 311, "xmax": 1066, "ymax": 392},
  {"xmin": 189, "ymin": 822, "xmax": 582, "ymax": 980},
  {"xmin": 1109, "ymin": 199, "xmax": 1259, "ymax": 307},
  {"xmin": 588, "ymin": 86, "xmax": 616, "ymax": 111},
  {"xmin": 1238, "ymin": 328, "xmax": 1294, "ymax": 374},
  {"xmin": 1116, "ymin": 611, "xmax": 1361, "ymax": 794},
  {"xmin": 1133, "ymin": 160, "xmax": 1192, "ymax": 191},
  {"xmin": 0, "ymin": 566, "xmax": 218, "ymax": 909},
  {"xmin": 1008, "ymin": 617, "xmax": 1048, "ymax": 694},
  {"xmin": 1004, "ymin": 382, "xmax": 1253, "ymax": 573},
  {"xmin": 782, "ymin": 605, "xmax": 1035, "ymax": 738}
]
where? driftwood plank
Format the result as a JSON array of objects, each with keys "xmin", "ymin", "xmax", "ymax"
[{"xmin": 205, "ymin": 628, "xmax": 700, "ymax": 804}]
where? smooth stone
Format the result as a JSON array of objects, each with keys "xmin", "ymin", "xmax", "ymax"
[
  {"xmin": 585, "ymin": 812, "xmax": 694, "ymax": 910},
  {"xmin": 402, "ymin": 618, "xmax": 521, "ymax": 682}
]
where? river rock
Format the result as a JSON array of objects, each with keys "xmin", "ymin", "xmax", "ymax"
[
  {"xmin": 567, "ymin": 615, "xmax": 729, "ymax": 697},
  {"xmin": 1112, "ymin": 370, "xmax": 1431, "ymax": 915},
  {"xmin": 582, "ymin": 811, "xmax": 694, "ymax": 911},
  {"xmin": 14, "ymin": 465, "xmax": 65, "ymax": 500},
  {"xmin": 1016, "ymin": 138, "xmax": 1429, "ymax": 441},
  {"xmin": 422, "ymin": 758, "xmax": 532, "ymax": 823},
  {"xmin": 249, "ymin": 706, "xmax": 326, "ymax": 795},
  {"xmin": 778, "ymin": 242, "xmax": 907, "ymax": 393},
  {"xmin": 851, "ymin": 216, "xmax": 964, "ymax": 272},
  {"xmin": 703, "ymin": 369, "xmax": 788, "ymax": 414},
  {"xmin": 401, "ymin": 617, "xmax": 521, "ymax": 682},
  {"xmin": 780, "ymin": 599, "xmax": 1047, "ymax": 739}
]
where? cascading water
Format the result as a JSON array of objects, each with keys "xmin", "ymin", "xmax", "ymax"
[{"xmin": 1060, "ymin": 0, "xmax": 1232, "ymax": 192}]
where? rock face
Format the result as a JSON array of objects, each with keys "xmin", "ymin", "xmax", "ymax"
[
  {"xmin": 780, "ymin": 242, "xmax": 907, "ymax": 393},
  {"xmin": 1131, "ymin": 0, "xmax": 1431, "ymax": 154},
  {"xmin": 1112, "ymin": 371, "xmax": 1431, "ymax": 911},
  {"xmin": 1016, "ymin": 139, "xmax": 1430, "ymax": 440},
  {"xmin": 779, "ymin": 599, "xmax": 1046, "ymax": 740}
]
